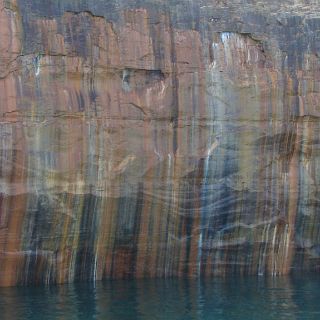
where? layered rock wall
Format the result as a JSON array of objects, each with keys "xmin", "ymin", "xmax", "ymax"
[{"xmin": 0, "ymin": 0, "xmax": 320, "ymax": 286}]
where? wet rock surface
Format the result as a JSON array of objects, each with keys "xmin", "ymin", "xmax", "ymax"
[{"xmin": 0, "ymin": 0, "xmax": 320, "ymax": 285}]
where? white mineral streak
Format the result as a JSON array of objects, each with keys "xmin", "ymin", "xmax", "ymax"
[
  {"xmin": 35, "ymin": 56, "xmax": 41, "ymax": 76},
  {"xmin": 272, "ymin": 225, "xmax": 278, "ymax": 276}
]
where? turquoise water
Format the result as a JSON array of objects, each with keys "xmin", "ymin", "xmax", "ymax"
[{"xmin": 0, "ymin": 276, "xmax": 320, "ymax": 319}]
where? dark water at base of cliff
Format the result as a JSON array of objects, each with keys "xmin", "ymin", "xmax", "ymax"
[{"xmin": 0, "ymin": 275, "xmax": 319, "ymax": 320}]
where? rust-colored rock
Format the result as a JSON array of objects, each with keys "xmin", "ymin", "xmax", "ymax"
[{"xmin": 0, "ymin": 0, "xmax": 320, "ymax": 286}]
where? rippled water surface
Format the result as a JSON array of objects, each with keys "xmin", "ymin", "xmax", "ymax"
[{"xmin": 0, "ymin": 276, "xmax": 320, "ymax": 319}]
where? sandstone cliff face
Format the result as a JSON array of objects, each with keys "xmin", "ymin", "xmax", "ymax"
[{"xmin": 0, "ymin": 0, "xmax": 320, "ymax": 286}]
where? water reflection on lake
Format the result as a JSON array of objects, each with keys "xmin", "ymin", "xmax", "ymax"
[{"xmin": 0, "ymin": 275, "xmax": 320, "ymax": 319}]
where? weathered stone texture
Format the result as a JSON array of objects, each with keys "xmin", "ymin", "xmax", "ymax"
[{"xmin": 0, "ymin": 0, "xmax": 320, "ymax": 286}]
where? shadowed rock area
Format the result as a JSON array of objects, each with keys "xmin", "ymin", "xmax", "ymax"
[{"xmin": 0, "ymin": 0, "xmax": 320, "ymax": 286}]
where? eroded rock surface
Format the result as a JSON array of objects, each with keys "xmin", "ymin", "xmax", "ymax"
[{"xmin": 0, "ymin": 0, "xmax": 320, "ymax": 286}]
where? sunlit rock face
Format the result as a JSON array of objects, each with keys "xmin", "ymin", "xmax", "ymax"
[{"xmin": 0, "ymin": 0, "xmax": 320, "ymax": 286}]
